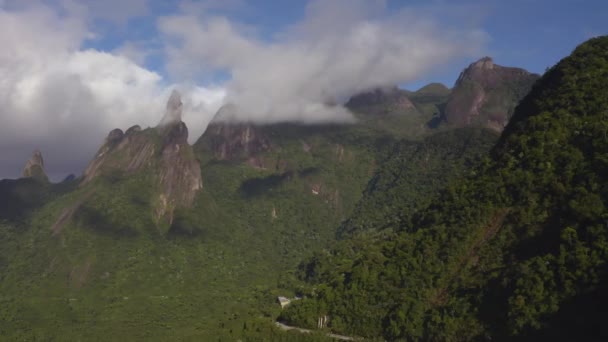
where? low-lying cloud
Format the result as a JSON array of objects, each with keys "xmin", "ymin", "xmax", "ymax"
[
  {"xmin": 0, "ymin": 0, "xmax": 487, "ymax": 180},
  {"xmin": 0, "ymin": 2, "xmax": 224, "ymax": 180},
  {"xmin": 160, "ymin": 0, "xmax": 487, "ymax": 123}
]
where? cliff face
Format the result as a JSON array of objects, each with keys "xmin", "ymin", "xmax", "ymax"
[
  {"xmin": 195, "ymin": 104, "xmax": 274, "ymax": 169},
  {"xmin": 201, "ymin": 122, "xmax": 272, "ymax": 161},
  {"xmin": 22, "ymin": 150, "xmax": 48, "ymax": 182},
  {"xmin": 443, "ymin": 57, "xmax": 539, "ymax": 131},
  {"xmin": 156, "ymin": 121, "xmax": 203, "ymax": 221},
  {"xmin": 80, "ymin": 91, "xmax": 202, "ymax": 223},
  {"xmin": 81, "ymin": 126, "xmax": 156, "ymax": 184},
  {"xmin": 346, "ymin": 86, "xmax": 416, "ymax": 113}
]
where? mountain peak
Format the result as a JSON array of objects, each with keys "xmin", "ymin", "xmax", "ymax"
[
  {"xmin": 346, "ymin": 86, "xmax": 414, "ymax": 111},
  {"xmin": 472, "ymin": 56, "xmax": 494, "ymax": 70},
  {"xmin": 22, "ymin": 150, "xmax": 48, "ymax": 182},
  {"xmin": 106, "ymin": 128, "xmax": 124, "ymax": 143},
  {"xmin": 199, "ymin": 116, "xmax": 271, "ymax": 164},
  {"xmin": 81, "ymin": 91, "xmax": 201, "ymax": 224},
  {"xmin": 414, "ymin": 82, "xmax": 450, "ymax": 96},
  {"xmin": 158, "ymin": 90, "xmax": 183, "ymax": 126},
  {"xmin": 444, "ymin": 57, "xmax": 539, "ymax": 130}
]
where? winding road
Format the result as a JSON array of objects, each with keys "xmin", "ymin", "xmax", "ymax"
[{"xmin": 275, "ymin": 322, "xmax": 358, "ymax": 341}]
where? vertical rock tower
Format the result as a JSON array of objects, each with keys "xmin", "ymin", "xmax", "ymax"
[
  {"xmin": 81, "ymin": 90, "xmax": 202, "ymax": 224},
  {"xmin": 22, "ymin": 150, "xmax": 49, "ymax": 182}
]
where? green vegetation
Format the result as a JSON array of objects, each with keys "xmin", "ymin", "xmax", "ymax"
[
  {"xmin": 280, "ymin": 36, "xmax": 608, "ymax": 340},
  {"xmin": 339, "ymin": 127, "xmax": 498, "ymax": 237},
  {"xmin": 346, "ymin": 86, "xmax": 446, "ymax": 138},
  {"xmin": 1, "ymin": 36, "xmax": 605, "ymax": 341},
  {"xmin": 0, "ymin": 121, "xmax": 383, "ymax": 340}
]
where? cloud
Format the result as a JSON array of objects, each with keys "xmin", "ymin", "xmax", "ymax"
[
  {"xmin": 80, "ymin": 0, "xmax": 149, "ymax": 24},
  {"xmin": 1, "ymin": 0, "xmax": 150, "ymax": 24},
  {"xmin": 0, "ymin": 0, "xmax": 488, "ymax": 180},
  {"xmin": 0, "ymin": 2, "xmax": 224, "ymax": 180},
  {"xmin": 159, "ymin": 0, "xmax": 487, "ymax": 124}
]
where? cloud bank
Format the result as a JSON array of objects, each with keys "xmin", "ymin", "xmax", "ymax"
[
  {"xmin": 0, "ymin": 0, "xmax": 487, "ymax": 180},
  {"xmin": 0, "ymin": 2, "xmax": 224, "ymax": 180},
  {"xmin": 160, "ymin": 0, "xmax": 486, "ymax": 123}
]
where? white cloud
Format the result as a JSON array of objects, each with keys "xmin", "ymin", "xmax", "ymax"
[
  {"xmin": 0, "ymin": 2, "xmax": 224, "ymax": 180},
  {"xmin": 113, "ymin": 41, "xmax": 153, "ymax": 66},
  {"xmin": 0, "ymin": 0, "xmax": 488, "ymax": 180},
  {"xmin": 159, "ymin": 0, "xmax": 487, "ymax": 124}
]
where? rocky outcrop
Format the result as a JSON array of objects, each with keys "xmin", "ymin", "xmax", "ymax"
[
  {"xmin": 197, "ymin": 105, "xmax": 272, "ymax": 162},
  {"xmin": 156, "ymin": 121, "xmax": 203, "ymax": 222},
  {"xmin": 81, "ymin": 127, "xmax": 157, "ymax": 184},
  {"xmin": 202, "ymin": 122, "xmax": 272, "ymax": 161},
  {"xmin": 443, "ymin": 57, "xmax": 539, "ymax": 131},
  {"xmin": 81, "ymin": 90, "xmax": 202, "ymax": 223},
  {"xmin": 346, "ymin": 87, "xmax": 415, "ymax": 113},
  {"xmin": 125, "ymin": 125, "xmax": 141, "ymax": 135},
  {"xmin": 22, "ymin": 150, "xmax": 48, "ymax": 182},
  {"xmin": 158, "ymin": 90, "xmax": 183, "ymax": 126},
  {"xmin": 414, "ymin": 83, "xmax": 451, "ymax": 97}
]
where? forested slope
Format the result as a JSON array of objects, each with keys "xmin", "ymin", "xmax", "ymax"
[{"xmin": 281, "ymin": 36, "xmax": 608, "ymax": 341}]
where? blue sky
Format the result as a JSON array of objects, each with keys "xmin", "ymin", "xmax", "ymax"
[{"xmin": 83, "ymin": 0, "xmax": 607, "ymax": 89}]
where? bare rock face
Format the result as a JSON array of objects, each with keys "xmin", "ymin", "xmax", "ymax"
[
  {"xmin": 81, "ymin": 90, "xmax": 202, "ymax": 224},
  {"xmin": 125, "ymin": 125, "xmax": 141, "ymax": 135},
  {"xmin": 155, "ymin": 121, "xmax": 202, "ymax": 222},
  {"xmin": 158, "ymin": 90, "xmax": 183, "ymax": 126},
  {"xmin": 107, "ymin": 128, "xmax": 124, "ymax": 143},
  {"xmin": 346, "ymin": 86, "xmax": 415, "ymax": 113},
  {"xmin": 203, "ymin": 122, "xmax": 271, "ymax": 160},
  {"xmin": 81, "ymin": 128, "xmax": 157, "ymax": 184},
  {"xmin": 198, "ymin": 105, "xmax": 272, "ymax": 162},
  {"xmin": 22, "ymin": 150, "xmax": 48, "ymax": 182},
  {"xmin": 444, "ymin": 57, "xmax": 539, "ymax": 131}
]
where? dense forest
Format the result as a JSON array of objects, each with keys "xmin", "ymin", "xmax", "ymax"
[
  {"xmin": 0, "ymin": 33, "xmax": 605, "ymax": 341},
  {"xmin": 279, "ymin": 36, "xmax": 608, "ymax": 341}
]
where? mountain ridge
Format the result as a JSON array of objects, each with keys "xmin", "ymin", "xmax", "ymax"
[
  {"xmin": 1, "ymin": 45, "xmax": 601, "ymax": 341},
  {"xmin": 278, "ymin": 36, "xmax": 608, "ymax": 341}
]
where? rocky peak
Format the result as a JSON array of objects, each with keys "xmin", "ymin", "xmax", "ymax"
[
  {"xmin": 346, "ymin": 86, "xmax": 414, "ymax": 112},
  {"xmin": 472, "ymin": 56, "xmax": 494, "ymax": 70},
  {"xmin": 163, "ymin": 121, "xmax": 189, "ymax": 146},
  {"xmin": 126, "ymin": 125, "xmax": 142, "ymax": 135},
  {"xmin": 158, "ymin": 90, "xmax": 183, "ymax": 126},
  {"xmin": 414, "ymin": 83, "xmax": 451, "ymax": 96},
  {"xmin": 198, "ymin": 105, "xmax": 272, "ymax": 162},
  {"xmin": 456, "ymin": 56, "xmax": 533, "ymax": 88},
  {"xmin": 22, "ymin": 150, "xmax": 48, "ymax": 182},
  {"xmin": 107, "ymin": 128, "xmax": 124, "ymax": 144},
  {"xmin": 81, "ymin": 91, "xmax": 202, "ymax": 224},
  {"xmin": 444, "ymin": 57, "xmax": 539, "ymax": 131}
]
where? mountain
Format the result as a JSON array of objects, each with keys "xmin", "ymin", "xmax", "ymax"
[
  {"xmin": 22, "ymin": 150, "xmax": 48, "ymax": 182},
  {"xmin": 413, "ymin": 82, "xmax": 451, "ymax": 97},
  {"xmin": 80, "ymin": 90, "xmax": 202, "ymax": 225},
  {"xmin": 338, "ymin": 127, "xmax": 498, "ymax": 237},
  {"xmin": 0, "ymin": 50, "xmax": 575, "ymax": 341},
  {"xmin": 279, "ymin": 37, "xmax": 608, "ymax": 340},
  {"xmin": 196, "ymin": 107, "xmax": 272, "ymax": 167},
  {"xmin": 345, "ymin": 85, "xmax": 445, "ymax": 138},
  {"xmin": 345, "ymin": 57, "xmax": 538, "ymax": 137},
  {"xmin": 443, "ymin": 56, "xmax": 540, "ymax": 131},
  {"xmin": 0, "ymin": 103, "xmax": 393, "ymax": 340},
  {"xmin": 0, "ymin": 151, "xmax": 76, "ymax": 223}
]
